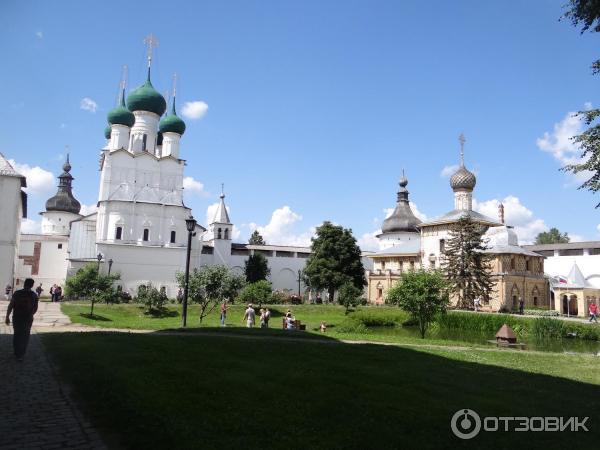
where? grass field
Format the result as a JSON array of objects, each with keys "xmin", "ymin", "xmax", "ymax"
[{"xmin": 42, "ymin": 331, "xmax": 600, "ymax": 449}]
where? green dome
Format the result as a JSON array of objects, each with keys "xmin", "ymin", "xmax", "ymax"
[
  {"xmin": 104, "ymin": 125, "xmax": 111, "ymax": 139},
  {"xmin": 159, "ymin": 98, "xmax": 186, "ymax": 135},
  {"xmin": 126, "ymin": 69, "xmax": 166, "ymax": 116},
  {"xmin": 107, "ymin": 90, "xmax": 135, "ymax": 127}
]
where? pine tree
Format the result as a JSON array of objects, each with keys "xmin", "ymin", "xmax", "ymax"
[
  {"xmin": 442, "ymin": 216, "xmax": 495, "ymax": 309},
  {"xmin": 244, "ymin": 253, "xmax": 270, "ymax": 283},
  {"xmin": 248, "ymin": 230, "xmax": 266, "ymax": 245}
]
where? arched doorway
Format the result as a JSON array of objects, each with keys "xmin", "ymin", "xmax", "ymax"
[{"xmin": 562, "ymin": 294, "xmax": 578, "ymax": 316}]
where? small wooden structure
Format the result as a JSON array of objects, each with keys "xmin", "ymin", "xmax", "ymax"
[{"xmin": 495, "ymin": 324, "xmax": 517, "ymax": 344}]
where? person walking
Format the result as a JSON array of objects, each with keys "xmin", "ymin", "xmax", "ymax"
[
  {"xmin": 5, "ymin": 278, "xmax": 39, "ymax": 361},
  {"xmin": 589, "ymin": 302, "xmax": 598, "ymax": 323},
  {"xmin": 264, "ymin": 308, "xmax": 271, "ymax": 328},
  {"xmin": 55, "ymin": 285, "xmax": 62, "ymax": 302},
  {"xmin": 243, "ymin": 304, "xmax": 256, "ymax": 328},
  {"xmin": 4, "ymin": 284, "xmax": 12, "ymax": 301},
  {"xmin": 259, "ymin": 308, "xmax": 266, "ymax": 328},
  {"xmin": 220, "ymin": 300, "xmax": 229, "ymax": 326},
  {"xmin": 176, "ymin": 288, "xmax": 184, "ymax": 304},
  {"xmin": 518, "ymin": 297, "xmax": 524, "ymax": 315},
  {"xmin": 35, "ymin": 283, "xmax": 43, "ymax": 299}
]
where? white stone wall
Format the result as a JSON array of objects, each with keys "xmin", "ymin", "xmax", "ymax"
[
  {"xmin": 15, "ymin": 234, "xmax": 69, "ymax": 290},
  {"xmin": 41, "ymin": 211, "xmax": 81, "ymax": 236},
  {"xmin": 0, "ymin": 176, "xmax": 22, "ymax": 289},
  {"xmin": 420, "ymin": 225, "xmax": 453, "ymax": 269}
]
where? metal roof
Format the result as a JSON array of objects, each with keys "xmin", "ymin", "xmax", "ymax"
[{"xmin": 523, "ymin": 241, "xmax": 600, "ymax": 251}]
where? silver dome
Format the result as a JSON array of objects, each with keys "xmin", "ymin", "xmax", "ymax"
[{"xmin": 450, "ymin": 165, "xmax": 476, "ymax": 191}]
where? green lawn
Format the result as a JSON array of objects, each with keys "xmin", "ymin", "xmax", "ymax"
[{"xmin": 43, "ymin": 332, "xmax": 600, "ymax": 450}]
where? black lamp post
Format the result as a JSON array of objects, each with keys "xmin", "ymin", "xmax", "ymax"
[
  {"xmin": 108, "ymin": 258, "xmax": 113, "ymax": 275},
  {"xmin": 297, "ymin": 269, "xmax": 303, "ymax": 298},
  {"xmin": 96, "ymin": 253, "xmax": 103, "ymax": 271},
  {"xmin": 182, "ymin": 215, "xmax": 197, "ymax": 327}
]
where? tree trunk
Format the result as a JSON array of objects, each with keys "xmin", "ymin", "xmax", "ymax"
[{"xmin": 328, "ymin": 287, "xmax": 335, "ymax": 305}]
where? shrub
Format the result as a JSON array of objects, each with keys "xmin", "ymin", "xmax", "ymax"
[
  {"xmin": 523, "ymin": 309, "xmax": 560, "ymax": 317},
  {"xmin": 237, "ymin": 280, "xmax": 273, "ymax": 305},
  {"xmin": 270, "ymin": 290, "xmax": 291, "ymax": 304},
  {"xmin": 336, "ymin": 318, "xmax": 371, "ymax": 334},
  {"xmin": 338, "ymin": 282, "xmax": 363, "ymax": 314},
  {"xmin": 137, "ymin": 283, "xmax": 169, "ymax": 315},
  {"xmin": 349, "ymin": 309, "xmax": 409, "ymax": 327},
  {"xmin": 531, "ymin": 317, "xmax": 564, "ymax": 339}
]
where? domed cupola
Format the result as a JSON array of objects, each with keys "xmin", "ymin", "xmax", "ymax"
[
  {"xmin": 126, "ymin": 68, "xmax": 167, "ymax": 116},
  {"xmin": 45, "ymin": 155, "xmax": 81, "ymax": 215},
  {"xmin": 450, "ymin": 133, "xmax": 476, "ymax": 192},
  {"xmin": 159, "ymin": 97, "xmax": 186, "ymax": 136},
  {"xmin": 107, "ymin": 89, "xmax": 135, "ymax": 127},
  {"xmin": 450, "ymin": 166, "xmax": 476, "ymax": 191},
  {"xmin": 381, "ymin": 173, "xmax": 421, "ymax": 234}
]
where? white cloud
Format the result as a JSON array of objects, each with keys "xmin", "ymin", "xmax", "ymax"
[
  {"xmin": 9, "ymin": 159, "xmax": 54, "ymax": 196},
  {"xmin": 440, "ymin": 165, "xmax": 459, "ymax": 178},
  {"xmin": 60, "ymin": 123, "xmax": 66, "ymax": 129},
  {"xmin": 474, "ymin": 196, "xmax": 548, "ymax": 244},
  {"xmin": 80, "ymin": 97, "xmax": 98, "ymax": 113},
  {"xmin": 252, "ymin": 206, "xmax": 314, "ymax": 246},
  {"xmin": 357, "ymin": 231, "xmax": 382, "ymax": 252},
  {"xmin": 536, "ymin": 108, "xmax": 591, "ymax": 183},
  {"xmin": 35, "ymin": 31, "xmax": 43, "ymax": 39},
  {"xmin": 181, "ymin": 101, "xmax": 208, "ymax": 120},
  {"xmin": 597, "ymin": 224, "xmax": 600, "ymax": 233},
  {"xmin": 79, "ymin": 203, "xmax": 98, "ymax": 216},
  {"xmin": 183, "ymin": 176, "xmax": 206, "ymax": 196},
  {"xmin": 21, "ymin": 218, "xmax": 41, "ymax": 234}
]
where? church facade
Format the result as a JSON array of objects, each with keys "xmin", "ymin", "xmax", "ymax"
[{"xmin": 366, "ymin": 137, "xmax": 549, "ymax": 312}]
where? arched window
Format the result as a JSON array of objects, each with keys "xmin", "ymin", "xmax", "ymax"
[
  {"xmin": 381, "ymin": 261, "xmax": 386, "ymax": 270},
  {"xmin": 143, "ymin": 228, "xmax": 149, "ymax": 242},
  {"xmin": 115, "ymin": 226, "xmax": 123, "ymax": 240},
  {"xmin": 217, "ymin": 228, "xmax": 222, "ymax": 239},
  {"xmin": 224, "ymin": 228, "xmax": 229, "ymax": 240},
  {"xmin": 142, "ymin": 134, "xmax": 148, "ymax": 152},
  {"xmin": 525, "ymin": 259, "xmax": 530, "ymax": 271},
  {"xmin": 170, "ymin": 230, "xmax": 176, "ymax": 244},
  {"xmin": 510, "ymin": 257, "xmax": 516, "ymax": 270}
]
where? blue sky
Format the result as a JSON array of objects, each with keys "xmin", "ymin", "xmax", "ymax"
[{"xmin": 1, "ymin": 0, "xmax": 599, "ymax": 248}]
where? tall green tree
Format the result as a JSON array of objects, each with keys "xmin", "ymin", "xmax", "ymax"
[
  {"xmin": 534, "ymin": 228, "xmax": 570, "ymax": 245},
  {"xmin": 244, "ymin": 253, "xmax": 271, "ymax": 283},
  {"xmin": 177, "ymin": 265, "xmax": 234, "ymax": 323},
  {"xmin": 442, "ymin": 216, "xmax": 495, "ymax": 309},
  {"xmin": 248, "ymin": 230, "xmax": 266, "ymax": 245},
  {"xmin": 561, "ymin": 1, "xmax": 600, "ymax": 207},
  {"xmin": 303, "ymin": 221, "xmax": 366, "ymax": 302},
  {"xmin": 386, "ymin": 269, "xmax": 448, "ymax": 338}
]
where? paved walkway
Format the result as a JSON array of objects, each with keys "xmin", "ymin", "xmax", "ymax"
[{"xmin": 0, "ymin": 301, "xmax": 107, "ymax": 450}]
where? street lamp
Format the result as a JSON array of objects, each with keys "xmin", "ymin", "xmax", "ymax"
[
  {"xmin": 297, "ymin": 269, "xmax": 303, "ymax": 298},
  {"xmin": 96, "ymin": 253, "xmax": 103, "ymax": 271},
  {"xmin": 108, "ymin": 258, "xmax": 113, "ymax": 275},
  {"xmin": 182, "ymin": 215, "xmax": 197, "ymax": 327}
]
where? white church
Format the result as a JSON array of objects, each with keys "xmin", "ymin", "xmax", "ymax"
[{"xmin": 5, "ymin": 55, "xmax": 331, "ymax": 298}]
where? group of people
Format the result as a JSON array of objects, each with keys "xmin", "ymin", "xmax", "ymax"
[{"xmin": 239, "ymin": 304, "xmax": 272, "ymax": 328}]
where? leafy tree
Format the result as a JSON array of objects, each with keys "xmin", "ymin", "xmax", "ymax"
[
  {"xmin": 442, "ymin": 216, "xmax": 495, "ymax": 309},
  {"xmin": 177, "ymin": 265, "xmax": 232, "ymax": 324},
  {"xmin": 338, "ymin": 282, "xmax": 363, "ymax": 314},
  {"xmin": 244, "ymin": 253, "xmax": 271, "ymax": 283},
  {"xmin": 248, "ymin": 230, "xmax": 266, "ymax": 245},
  {"xmin": 560, "ymin": 1, "xmax": 600, "ymax": 207},
  {"xmin": 237, "ymin": 280, "xmax": 273, "ymax": 306},
  {"xmin": 224, "ymin": 273, "xmax": 246, "ymax": 302},
  {"xmin": 385, "ymin": 269, "xmax": 448, "ymax": 338},
  {"xmin": 534, "ymin": 228, "xmax": 570, "ymax": 245},
  {"xmin": 64, "ymin": 263, "xmax": 120, "ymax": 316},
  {"xmin": 303, "ymin": 221, "xmax": 366, "ymax": 302},
  {"xmin": 137, "ymin": 283, "xmax": 169, "ymax": 315}
]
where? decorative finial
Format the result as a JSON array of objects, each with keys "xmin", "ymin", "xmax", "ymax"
[
  {"xmin": 220, "ymin": 182, "xmax": 225, "ymax": 198},
  {"xmin": 399, "ymin": 169, "xmax": 408, "ymax": 188},
  {"xmin": 498, "ymin": 202, "xmax": 505, "ymax": 224},
  {"xmin": 458, "ymin": 133, "xmax": 466, "ymax": 166},
  {"xmin": 63, "ymin": 147, "xmax": 72, "ymax": 172},
  {"xmin": 171, "ymin": 73, "xmax": 178, "ymax": 114},
  {"xmin": 143, "ymin": 33, "xmax": 158, "ymax": 69}
]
